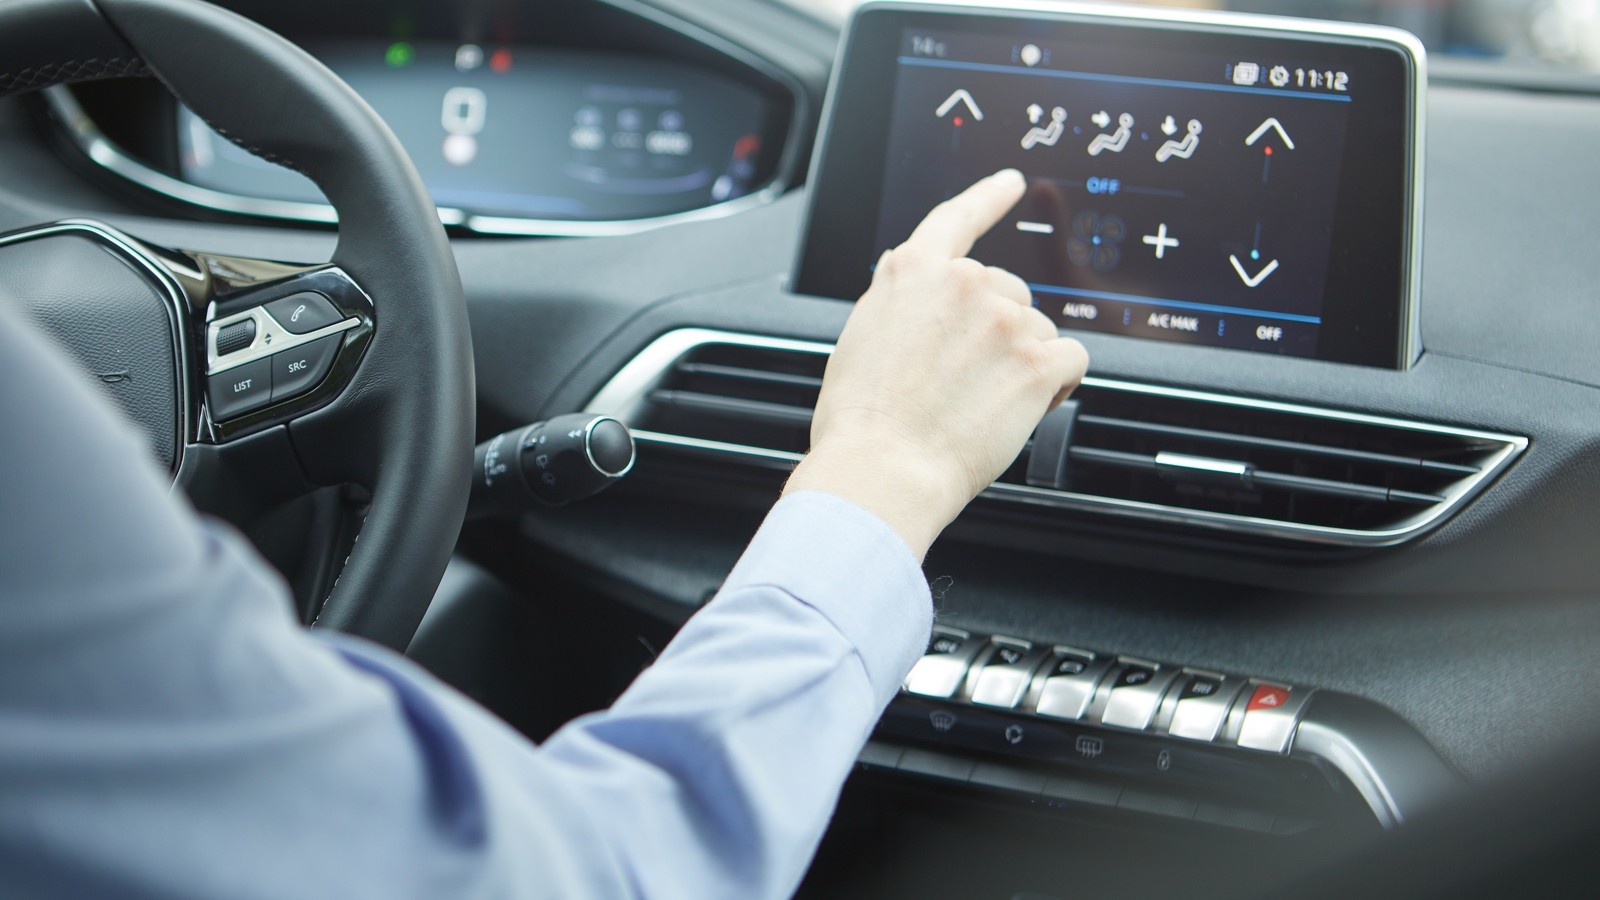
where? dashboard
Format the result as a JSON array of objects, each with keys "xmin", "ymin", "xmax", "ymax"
[
  {"xmin": 4, "ymin": 0, "xmax": 1600, "ymax": 896},
  {"xmin": 175, "ymin": 41, "xmax": 775, "ymax": 223},
  {"xmin": 49, "ymin": 0, "xmax": 802, "ymax": 234}
]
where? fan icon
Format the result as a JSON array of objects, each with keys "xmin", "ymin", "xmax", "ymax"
[{"xmin": 1067, "ymin": 209, "xmax": 1127, "ymax": 272}]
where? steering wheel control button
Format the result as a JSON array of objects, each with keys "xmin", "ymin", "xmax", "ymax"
[
  {"xmin": 215, "ymin": 319, "xmax": 256, "ymax": 356},
  {"xmin": 903, "ymin": 627, "xmax": 983, "ymax": 698},
  {"xmin": 1235, "ymin": 683, "xmax": 1314, "ymax": 753},
  {"xmin": 1100, "ymin": 661, "xmax": 1180, "ymax": 730},
  {"xmin": 1035, "ymin": 651, "xmax": 1113, "ymax": 720},
  {"xmin": 1168, "ymin": 674, "xmax": 1245, "ymax": 742},
  {"xmin": 206, "ymin": 357, "xmax": 273, "ymax": 420},
  {"xmin": 268, "ymin": 335, "xmax": 340, "ymax": 402},
  {"xmin": 970, "ymin": 639, "xmax": 1046, "ymax": 709},
  {"xmin": 264, "ymin": 291, "xmax": 342, "ymax": 335}
]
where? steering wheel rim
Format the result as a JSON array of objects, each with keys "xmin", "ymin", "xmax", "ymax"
[{"xmin": 0, "ymin": 0, "xmax": 475, "ymax": 650}]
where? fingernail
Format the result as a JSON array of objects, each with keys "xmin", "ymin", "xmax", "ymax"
[{"xmin": 993, "ymin": 168, "xmax": 1025, "ymax": 186}]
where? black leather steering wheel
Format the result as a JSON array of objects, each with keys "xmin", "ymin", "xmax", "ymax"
[{"xmin": 0, "ymin": 0, "xmax": 474, "ymax": 650}]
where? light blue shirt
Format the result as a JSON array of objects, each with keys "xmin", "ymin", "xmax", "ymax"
[{"xmin": 0, "ymin": 315, "xmax": 933, "ymax": 898}]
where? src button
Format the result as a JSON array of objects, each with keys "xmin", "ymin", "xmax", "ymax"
[{"xmin": 269, "ymin": 335, "xmax": 340, "ymax": 403}]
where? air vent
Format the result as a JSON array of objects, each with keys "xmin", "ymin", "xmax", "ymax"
[{"xmin": 586, "ymin": 329, "xmax": 1527, "ymax": 546}]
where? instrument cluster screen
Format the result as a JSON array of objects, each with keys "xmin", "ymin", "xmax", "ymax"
[
  {"xmin": 177, "ymin": 41, "xmax": 776, "ymax": 223},
  {"xmin": 796, "ymin": 6, "xmax": 1423, "ymax": 368}
]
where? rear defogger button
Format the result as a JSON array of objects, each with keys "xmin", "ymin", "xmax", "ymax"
[{"xmin": 1167, "ymin": 674, "xmax": 1246, "ymax": 742}]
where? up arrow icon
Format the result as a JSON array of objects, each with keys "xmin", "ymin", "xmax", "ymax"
[
  {"xmin": 1245, "ymin": 117, "xmax": 1295, "ymax": 150},
  {"xmin": 935, "ymin": 89, "xmax": 984, "ymax": 121}
]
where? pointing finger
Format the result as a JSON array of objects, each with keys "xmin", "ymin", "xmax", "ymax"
[{"xmin": 903, "ymin": 169, "xmax": 1027, "ymax": 259}]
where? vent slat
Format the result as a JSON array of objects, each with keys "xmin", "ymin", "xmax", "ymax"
[
  {"xmin": 676, "ymin": 362, "xmax": 824, "ymax": 390},
  {"xmin": 1077, "ymin": 414, "xmax": 1482, "ymax": 474},
  {"xmin": 1069, "ymin": 448, "xmax": 1445, "ymax": 505},
  {"xmin": 650, "ymin": 390, "xmax": 813, "ymax": 428}
]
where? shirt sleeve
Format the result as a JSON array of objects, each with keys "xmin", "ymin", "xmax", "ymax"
[{"xmin": 0, "ymin": 312, "xmax": 934, "ymax": 900}]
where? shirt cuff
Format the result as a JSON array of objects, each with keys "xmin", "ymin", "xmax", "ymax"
[{"xmin": 719, "ymin": 490, "xmax": 933, "ymax": 708}]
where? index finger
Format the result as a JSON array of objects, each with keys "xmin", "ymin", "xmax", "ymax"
[{"xmin": 903, "ymin": 169, "xmax": 1027, "ymax": 259}]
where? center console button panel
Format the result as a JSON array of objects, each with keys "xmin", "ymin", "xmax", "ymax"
[
  {"xmin": 877, "ymin": 630, "xmax": 1463, "ymax": 832},
  {"xmin": 896, "ymin": 629, "xmax": 1312, "ymax": 755}
]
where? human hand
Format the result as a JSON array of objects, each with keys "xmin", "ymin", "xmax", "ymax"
[{"xmin": 784, "ymin": 169, "xmax": 1089, "ymax": 558}]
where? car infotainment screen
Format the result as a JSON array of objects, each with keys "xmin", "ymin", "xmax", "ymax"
[{"xmin": 795, "ymin": 2, "xmax": 1425, "ymax": 368}]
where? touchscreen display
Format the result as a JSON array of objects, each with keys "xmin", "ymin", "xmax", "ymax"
[{"xmin": 795, "ymin": 5, "xmax": 1423, "ymax": 368}]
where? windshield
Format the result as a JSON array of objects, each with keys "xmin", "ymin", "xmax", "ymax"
[{"xmin": 790, "ymin": 0, "xmax": 1600, "ymax": 72}]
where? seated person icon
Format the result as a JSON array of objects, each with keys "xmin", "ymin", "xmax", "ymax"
[
  {"xmin": 1087, "ymin": 112, "xmax": 1134, "ymax": 156},
  {"xmin": 1156, "ymin": 118, "xmax": 1203, "ymax": 162}
]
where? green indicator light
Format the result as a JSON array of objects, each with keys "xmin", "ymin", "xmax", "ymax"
[{"xmin": 385, "ymin": 42, "xmax": 414, "ymax": 68}]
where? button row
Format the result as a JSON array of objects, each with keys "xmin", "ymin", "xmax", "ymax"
[
  {"xmin": 902, "ymin": 627, "xmax": 1312, "ymax": 753},
  {"xmin": 206, "ymin": 334, "xmax": 340, "ymax": 420}
]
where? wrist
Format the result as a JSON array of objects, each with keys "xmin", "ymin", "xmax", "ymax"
[{"xmin": 782, "ymin": 440, "xmax": 961, "ymax": 559}]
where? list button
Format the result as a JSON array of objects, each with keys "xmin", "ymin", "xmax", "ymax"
[{"xmin": 207, "ymin": 357, "xmax": 273, "ymax": 421}]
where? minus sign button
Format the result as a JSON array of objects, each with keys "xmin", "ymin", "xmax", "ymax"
[{"xmin": 1017, "ymin": 221, "xmax": 1055, "ymax": 234}]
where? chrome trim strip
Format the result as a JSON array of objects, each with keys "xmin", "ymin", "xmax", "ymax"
[
  {"xmin": 633, "ymin": 429, "xmax": 804, "ymax": 468},
  {"xmin": 1291, "ymin": 692, "xmax": 1465, "ymax": 828},
  {"xmin": 205, "ymin": 305, "xmax": 359, "ymax": 375},
  {"xmin": 583, "ymin": 328, "xmax": 1528, "ymax": 547},
  {"xmin": 0, "ymin": 219, "xmax": 194, "ymax": 477},
  {"xmin": 45, "ymin": 89, "xmax": 345, "ymax": 225},
  {"xmin": 1155, "ymin": 452, "xmax": 1251, "ymax": 479},
  {"xmin": 800, "ymin": 1, "xmax": 1427, "ymax": 369}
]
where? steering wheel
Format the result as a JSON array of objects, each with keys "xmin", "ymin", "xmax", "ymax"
[{"xmin": 0, "ymin": 0, "xmax": 474, "ymax": 650}]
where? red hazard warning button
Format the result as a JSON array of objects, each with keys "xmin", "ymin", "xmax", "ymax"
[{"xmin": 1247, "ymin": 684, "xmax": 1291, "ymax": 711}]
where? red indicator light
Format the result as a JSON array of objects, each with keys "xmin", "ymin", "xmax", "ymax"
[
  {"xmin": 733, "ymin": 134, "xmax": 761, "ymax": 161},
  {"xmin": 1264, "ymin": 146, "xmax": 1273, "ymax": 156},
  {"xmin": 953, "ymin": 116, "xmax": 964, "ymax": 127},
  {"xmin": 490, "ymin": 48, "xmax": 512, "ymax": 73}
]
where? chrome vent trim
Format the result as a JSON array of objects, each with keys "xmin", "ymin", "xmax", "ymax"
[{"xmin": 585, "ymin": 329, "xmax": 1527, "ymax": 547}]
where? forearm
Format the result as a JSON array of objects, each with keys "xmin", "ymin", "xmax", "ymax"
[{"xmin": 530, "ymin": 490, "xmax": 933, "ymax": 898}]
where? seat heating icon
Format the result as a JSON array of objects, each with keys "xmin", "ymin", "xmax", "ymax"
[
  {"xmin": 1021, "ymin": 104, "xmax": 1066, "ymax": 149},
  {"xmin": 1155, "ymin": 118, "xmax": 1202, "ymax": 162},
  {"xmin": 1087, "ymin": 111, "xmax": 1133, "ymax": 156}
]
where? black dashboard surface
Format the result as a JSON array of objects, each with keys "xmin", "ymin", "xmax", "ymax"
[{"xmin": 2, "ymin": 0, "xmax": 1599, "ymax": 786}]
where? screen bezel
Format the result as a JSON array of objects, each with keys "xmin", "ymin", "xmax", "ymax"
[{"xmin": 792, "ymin": 1, "xmax": 1425, "ymax": 369}]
